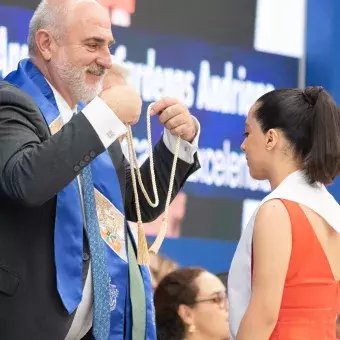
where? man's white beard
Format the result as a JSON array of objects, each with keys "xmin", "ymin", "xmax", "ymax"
[{"xmin": 52, "ymin": 56, "xmax": 105, "ymax": 104}]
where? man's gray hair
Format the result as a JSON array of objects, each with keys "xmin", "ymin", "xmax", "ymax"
[{"xmin": 28, "ymin": 0, "xmax": 68, "ymax": 58}]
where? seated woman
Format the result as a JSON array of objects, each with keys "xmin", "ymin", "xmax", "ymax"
[{"xmin": 154, "ymin": 267, "xmax": 230, "ymax": 340}]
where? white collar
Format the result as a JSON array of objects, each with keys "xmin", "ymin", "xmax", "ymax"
[
  {"xmin": 265, "ymin": 170, "xmax": 340, "ymax": 232},
  {"xmin": 45, "ymin": 79, "xmax": 76, "ymax": 124}
]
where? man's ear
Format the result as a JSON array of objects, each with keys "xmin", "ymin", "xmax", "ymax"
[{"xmin": 35, "ymin": 29, "xmax": 53, "ymax": 61}]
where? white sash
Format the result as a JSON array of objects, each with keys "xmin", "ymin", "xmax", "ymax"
[{"xmin": 228, "ymin": 171, "xmax": 340, "ymax": 339}]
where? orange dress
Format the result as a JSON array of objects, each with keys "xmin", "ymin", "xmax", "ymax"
[{"xmin": 269, "ymin": 199, "xmax": 340, "ymax": 339}]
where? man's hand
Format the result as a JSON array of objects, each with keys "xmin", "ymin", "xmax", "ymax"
[
  {"xmin": 102, "ymin": 62, "xmax": 129, "ymax": 90},
  {"xmin": 150, "ymin": 98, "xmax": 197, "ymax": 142},
  {"xmin": 99, "ymin": 84, "xmax": 142, "ymax": 125}
]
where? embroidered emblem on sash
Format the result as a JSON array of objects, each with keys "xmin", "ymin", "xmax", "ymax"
[
  {"xmin": 109, "ymin": 284, "xmax": 119, "ymax": 311},
  {"xmin": 94, "ymin": 189, "xmax": 127, "ymax": 262}
]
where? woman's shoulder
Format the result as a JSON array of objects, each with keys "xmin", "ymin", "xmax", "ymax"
[
  {"xmin": 256, "ymin": 199, "xmax": 289, "ymax": 221},
  {"xmin": 254, "ymin": 199, "xmax": 291, "ymax": 238}
]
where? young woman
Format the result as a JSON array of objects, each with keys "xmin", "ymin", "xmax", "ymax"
[{"xmin": 228, "ymin": 87, "xmax": 340, "ymax": 339}]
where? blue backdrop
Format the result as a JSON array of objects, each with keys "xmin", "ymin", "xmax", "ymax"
[{"xmin": 305, "ymin": 0, "xmax": 340, "ymax": 203}]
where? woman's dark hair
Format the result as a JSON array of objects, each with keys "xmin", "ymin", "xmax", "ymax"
[
  {"xmin": 154, "ymin": 267, "xmax": 205, "ymax": 340},
  {"xmin": 255, "ymin": 86, "xmax": 340, "ymax": 184}
]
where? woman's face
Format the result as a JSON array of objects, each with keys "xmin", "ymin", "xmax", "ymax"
[
  {"xmin": 241, "ymin": 103, "xmax": 271, "ymax": 181},
  {"xmin": 187, "ymin": 271, "xmax": 230, "ymax": 339}
]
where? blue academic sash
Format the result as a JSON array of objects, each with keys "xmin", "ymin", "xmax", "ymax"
[{"xmin": 5, "ymin": 59, "xmax": 156, "ymax": 340}]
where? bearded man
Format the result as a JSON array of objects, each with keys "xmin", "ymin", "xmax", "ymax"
[{"xmin": 1, "ymin": 0, "xmax": 200, "ymax": 339}]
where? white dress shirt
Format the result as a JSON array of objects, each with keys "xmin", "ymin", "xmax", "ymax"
[{"xmin": 47, "ymin": 86, "xmax": 200, "ymax": 340}]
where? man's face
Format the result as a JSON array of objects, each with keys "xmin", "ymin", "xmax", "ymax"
[{"xmin": 50, "ymin": 1, "xmax": 114, "ymax": 103}]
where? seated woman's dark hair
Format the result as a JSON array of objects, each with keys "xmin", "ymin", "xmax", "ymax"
[
  {"xmin": 255, "ymin": 86, "xmax": 340, "ymax": 185},
  {"xmin": 154, "ymin": 267, "xmax": 205, "ymax": 340}
]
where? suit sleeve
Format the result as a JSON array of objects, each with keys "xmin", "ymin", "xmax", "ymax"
[
  {"xmin": 124, "ymin": 139, "xmax": 200, "ymax": 223},
  {"xmin": 0, "ymin": 84, "xmax": 106, "ymax": 206}
]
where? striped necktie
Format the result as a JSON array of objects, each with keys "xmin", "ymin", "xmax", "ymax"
[{"xmin": 80, "ymin": 147, "xmax": 111, "ymax": 340}]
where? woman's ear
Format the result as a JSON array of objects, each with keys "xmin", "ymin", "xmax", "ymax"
[
  {"xmin": 265, "ymin": 128, "xmax": 279, "ymax": 151},
  {"xmin": 178, "ymin": 304, "xmax": 195, "ymax": 327}
]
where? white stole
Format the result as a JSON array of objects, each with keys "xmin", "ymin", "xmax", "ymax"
[{"xmin": 228, "ymin": 171, "xmax": 340, "ymax": 339}]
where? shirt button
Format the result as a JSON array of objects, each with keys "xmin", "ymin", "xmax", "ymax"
[
  {"xmin": 79, "ymin": 161, "xmax": 86, "ymax": 167},
  {"xmin": 184, "ymin": 147, "xmax": 188, "ymax": 152},
  {"xmin": 83, "ymin": 253, "xmax": 90, "ymax": 261},
  {"xmin": 84, "ymin": 155, "xmax": 91, "ymax": 162},
  {"xmin": 74, "ymin": 165, "xmax": 81, "ymax": 172},
  {"xmin": 90, "ymin": 151, "xmax": 96, "ymax": 158}
]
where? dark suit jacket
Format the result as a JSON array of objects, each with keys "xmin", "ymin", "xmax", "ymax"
[{"xmin": 0, "ymin": 82, "xmax": 200, "ymax": 340}]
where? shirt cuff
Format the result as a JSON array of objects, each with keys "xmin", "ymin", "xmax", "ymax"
[
  {"xmin": 82, "ymin": 97, "xmax": 127, "ymax": 149},
  {"xmin": 162, "ymin": 116, "xmax": 200, "ymax": 164}
]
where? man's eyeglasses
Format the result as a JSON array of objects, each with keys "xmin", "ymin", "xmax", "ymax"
[{"xmin": 193, "ymin": 291, "xmax": 228, "ymax": 310}]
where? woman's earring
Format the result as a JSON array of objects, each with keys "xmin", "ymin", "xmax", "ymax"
[{"xmin": 188, "ymin": 324, "xmax": 196, "ymax": 333}]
